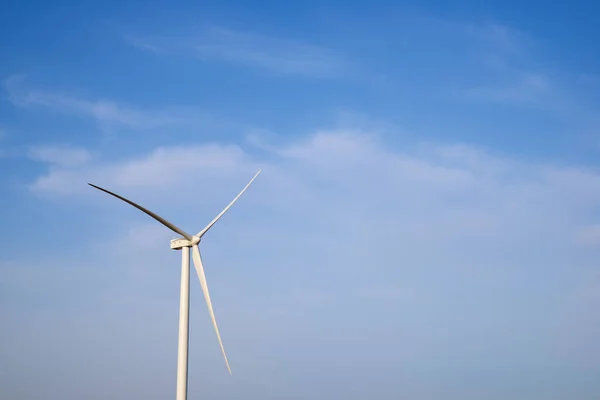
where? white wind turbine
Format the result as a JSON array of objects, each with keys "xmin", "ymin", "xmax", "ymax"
[{"xmin": 88, "ymin": 169, "xmax": 261, "ymax": 400}]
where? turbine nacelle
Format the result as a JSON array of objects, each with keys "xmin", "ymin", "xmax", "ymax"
[{"xmin": 170, "ymin": 236, "xmax": 201, "ymax": 250}]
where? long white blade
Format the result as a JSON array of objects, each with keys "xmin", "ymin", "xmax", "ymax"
[
  {"xmin": 191, "ymin": 244, "xmax": 232, "ymax": 375},
  {"xmin": 196, "ymin": 169, "xmax": 261, "ymax": 238}
]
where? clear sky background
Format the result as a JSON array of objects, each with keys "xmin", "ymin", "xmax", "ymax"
[{"xmin": 1, "ymin": 1, "xmax": 600, "ymax": 399}]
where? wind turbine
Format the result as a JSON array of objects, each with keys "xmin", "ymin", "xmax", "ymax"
[{"xmin": 88, "ymin": 169, "xmax": 261, "ymax": 400}]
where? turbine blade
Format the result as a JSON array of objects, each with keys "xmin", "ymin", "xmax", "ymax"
[
  {"xmin": 191, "ymin": 244, "xmax": 232, "ymax": 375},
  {"xmin": 88, "ymin": 183, "xmax": 193, "ymax": 240},
  {"xmin": 196, "ymin": 169, "xmax": 261, "ymax": 238}
]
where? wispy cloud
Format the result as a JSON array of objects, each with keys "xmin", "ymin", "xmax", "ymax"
[
  {"xmin": 462, "ymin": 21, "xmax": 532, "ymax": 55},
  {"xmin": 456, "ymin": 22, "xmax": 567, "ymax": 110},
  {"xmin": 5, "ymin": 74, "xmax": 144, "ymax": 126},
  {"xmin": 3, "ymin": 75, "xmax": 233, "ymax": 130},
  {"xmin": 28, "ymin": 145, "xmax": 93, "ymax": 167},
  {"xmin": 450, "ymin": 20, "xmax": 600, "ymax": 152},
  {"xmin": 464, "ymin": 72, "xmax": 555, "ymax": 107},
  {"xmin": 31, "ymin": 128, "xmax": 600, "ymax": 248},
  {"xmin": 29, "ymin": 142, "xmax": 251, "ymax": 197},
  {"xmin": 127, "ymin": 27, "xmax": 350, "ymax": 77},
  {"xmin": 575, "ymin": 224, "xmax": 600, "ymax": 247},
  {"xmin": 0, "ymin": 128, "xmax": 6, "ymax": 157}
]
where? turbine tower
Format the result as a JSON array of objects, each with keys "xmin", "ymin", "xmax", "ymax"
[{"xmin": 88, "ymin": 170, "xmax": 261, "ymax": 400}]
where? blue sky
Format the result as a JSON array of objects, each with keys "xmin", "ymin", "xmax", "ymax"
[{"xmin": 1, "ymin": 1, "xmax": 600, "ymax": 399}]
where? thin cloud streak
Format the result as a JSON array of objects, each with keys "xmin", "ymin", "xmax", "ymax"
[
  {"xmin": 3, "ymin": 75, "xmax": 236, "ymax": 131},
  {"xmin": 29, "ymin": 145, "xmax": 93, "ymax": 167},
  {"xmin": 456, "ymin": 21, "xmax": 581, "ymax": 116},
  {"xmin": 127, "ymin": 27, "xmax": 351, "ymax": 78}
]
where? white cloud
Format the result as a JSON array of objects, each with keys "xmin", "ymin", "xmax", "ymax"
[
  {"xmin": 5, "ymin": 75, "xmax": 139, "ymax": 125},
  {"xmin": 454, "ymin": 21, "xmax": 575, "ymax": 113},
  {"xmin": 462, "ymin": 21, "xmax": 532, "ymax": 55},
  {"xmin": 28, "ymin": 145, "xmax": 93, "ymax": 167},
  {"xmin": 128, "ymin": 27, "xmax": 349, "ymax": 77},
  {"xmin": 465, "ymin": 72, "xmax": 555, "ymax": 107},
  {"xmin": 575, "ymin": 224, "xmax": 600, "ymax": 247},
  {"xmin": 0, "ymin": 128, "xmax": 6, "ymax": 158},
  {"xmin": 3, "ymin": 75, "xmax": 234, "ymax": 130},
  {"xmin": 29, "ymin": 142, "xmax": 255, "ymax": 197},
  {"xmin": 30, "ymin": 129, "xmax": 600, "ymax": 253}
]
